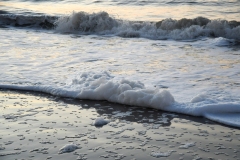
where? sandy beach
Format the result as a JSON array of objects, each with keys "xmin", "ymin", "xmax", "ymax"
[{"xmin": 0, "ymin": 89, "xmax": 239, "ymax": 160}]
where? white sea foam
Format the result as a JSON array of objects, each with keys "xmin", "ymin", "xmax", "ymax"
[
  {"xmin": 54, "ymin": 11, "xmax": 240, "ymax": 40},
  {"xmin": 204, "ymin": 113, "xmax": 240, "ymax": 128},
  {"xmin": 55, "ymin": 11, "xmax": 118, "ymax": 33},
  {"xmin": 211, "ymin": 37, "xmax": 237, "ymax": 46},
  {"xmin": 0, "ymin": 70, "xmax": 240, "ymax": 128},
  {"xmin": 1, "ymin": 11, "xmax": 239, "ymax": 40},
  {"xmin": 65, "ymin": 71, "xmax": 175, "ymax": 109},
  {"xmin": 0, "ymin": 71, "xmax": 175, "ymax": 109},
  {"xmin": 191, "ymin": 94, "xmax": 207, "ymax": 103},
  {"xmin": 0, "ymin": 28, "xmax": 239, "ymax": 128},
  {"xmin": 166, "ymin": 103, "xmax": 240, "ymax": 127}
]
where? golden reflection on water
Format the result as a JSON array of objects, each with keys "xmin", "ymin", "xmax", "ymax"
[
  {"xmin": 110, "ymin": 69, "xmax": 136, "ymax": 75},
  {"xmin": 2, "ymin": 1, "xmax": 238, "ymax": 21}
]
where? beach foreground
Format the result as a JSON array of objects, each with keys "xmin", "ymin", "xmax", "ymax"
[{"xmin": 0, "ymin": 90, "xmax": 239, "ymax": 160}]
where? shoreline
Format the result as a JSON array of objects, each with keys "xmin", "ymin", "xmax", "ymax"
[{"xmin": 0, "ymin": 89, "xmax": 239, "ymax": 160}]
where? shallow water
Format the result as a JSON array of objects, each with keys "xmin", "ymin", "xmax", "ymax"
[{"xmin": 0, "ymin": 0, "xmax": 240, "ymax": 127}]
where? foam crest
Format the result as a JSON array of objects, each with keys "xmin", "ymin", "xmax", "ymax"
[
  {"xmin": 165, "ymin": 102, "xmax": 240, "ymax": 127},
  {"xmin": 205, "ymin": 113, "xmax": 240, "ymax": 128},
  {"xmin": 156, "ymin": 17, "xmax": 210, "ymax": 30},
  {"xmin": 190, "ymin": 94, "xmax": 207, "ymax": 103},
  {"xmin": 55, "ymin": 11, "xmax": 119, "ymax": 32},
  {"xmin": 211, "ymin": 37, "xmax": 237, "ymax": 46},
  {"xmin": 1, "ymin": 11, "xmax": 240, "ymax": 40},
  {"xmin": 68, "ymin": 71, "xmax": 175, "ymax": 109},
  {"xmin": 156, "ymin": 18, "xmax": 240, "ymax": 40},
  {"xmin": 54, "ymin": 11, "xmax": 240, "ymax": 40},
  {"xmin": 0, "ymin": 71, "xmax": 175, "ymax": 109}
]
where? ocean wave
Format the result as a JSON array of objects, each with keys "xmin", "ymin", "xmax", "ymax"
[
  {"xmin": 0, "ymin": 71, "xmax": 239, "ymax": 128},
  {"xmin": 1, "ymin": 11, "xmax": 240, "ymax": 40},
  {"xmin": 0, "ymin": 71, "xmax": 175, "ymax": 109},
  {"xmin": 55, "ymin": 11, "xmax": 240, "ymax": 40},
  {"xmin": 0, "ymin": 14, "xmax": 57, "ymax": 29}
]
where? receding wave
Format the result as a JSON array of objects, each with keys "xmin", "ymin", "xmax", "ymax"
[
  {"xmin": 1, "ymin": 11, "xmax": 240, "ymax": 40},
  {"xmin": 0, "ymin": 71, "xmax": 240, "ymax": 128}
]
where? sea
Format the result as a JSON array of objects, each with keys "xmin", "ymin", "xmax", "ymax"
[{"xmin": 0, "ymin": 0, "xmax": 240, "ymax": 128}]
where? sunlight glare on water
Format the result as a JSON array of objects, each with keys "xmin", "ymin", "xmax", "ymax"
[{"xmin": 1, "ymin": 0, "xmax": 240, "ymax": 21}]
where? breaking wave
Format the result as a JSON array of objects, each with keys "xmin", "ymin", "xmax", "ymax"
[{"xmin": 1, "ymin": 11, "xmax": 240, "ymax": 40}]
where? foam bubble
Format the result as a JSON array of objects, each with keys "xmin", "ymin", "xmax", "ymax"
[
  {"xmin": 179, "ymin": 142, "xmax": 196, "ymax": 149},
  {"xmin": 59, "ymin": 143, "xmax": 80, "ymax": 154},
  {"xmin": 93, "ymin": 117, "xmax": 110, "ymax": 127},
  {"xmin": 150, "ymin": 150, "xmax": 174, "ymax": 157}
]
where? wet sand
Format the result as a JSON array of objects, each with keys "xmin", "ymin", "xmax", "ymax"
[{"xmin": 0, "ymin": 89, "xmax": 239, "ymax": 160}]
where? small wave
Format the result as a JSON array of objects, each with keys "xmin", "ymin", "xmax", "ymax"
[
  {"xmin": 211, "ymin": 37, "xmax": 238, "ymax": 46},
  {"xmin": 0, "ymin": 71, "xmax": 239, "ymax": 128},
  {"xmin": 1, "ymin": 11, "xmax": 240, "ymax": 40},
  {"xmin": 0, "ymin": 71, "xmax": 175, "ymax": 109}
]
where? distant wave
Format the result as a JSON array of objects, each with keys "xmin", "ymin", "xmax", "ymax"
[
  {"xmin": 0, "ymin": 13, "xmax": 57, "ymax": 29},
  {"xmin": 1, "ymin": 11, "xmax": 240, "ymax": 40}
]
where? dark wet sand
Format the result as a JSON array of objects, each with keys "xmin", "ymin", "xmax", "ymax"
[{"xmin": 0, "ymin": 89, "xmax": 239, "ymax": 160}]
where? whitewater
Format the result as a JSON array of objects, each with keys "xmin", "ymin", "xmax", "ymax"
[{"xmin": 0, "ymin": 0, "xmax": 240, "ymax": 128}]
